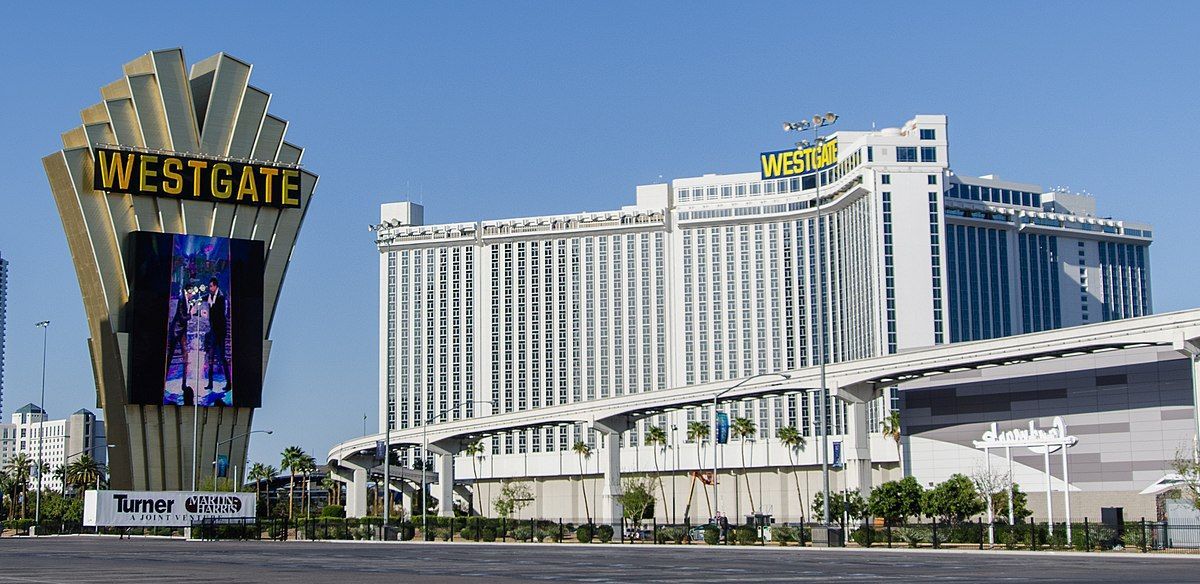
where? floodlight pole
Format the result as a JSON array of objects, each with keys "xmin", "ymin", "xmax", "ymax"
[
  {"xmin": 212, "ymin": 430, "xmax": 272, "ymax": 491},
  {"xmin": 34, "ymin": 320, "xmax": 49, "ymax": 528},
  {"xmin": 784, "ymin": 113, "xmax": 838, "ymax": 525},
  {"xmin": 420, "ymin": 400, "xmax": 494, "ymax": 535}
]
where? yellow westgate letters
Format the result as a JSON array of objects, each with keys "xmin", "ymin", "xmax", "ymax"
[{"xmin": 92, "ymin": 147, "xmax": 304, "ymax": 209}]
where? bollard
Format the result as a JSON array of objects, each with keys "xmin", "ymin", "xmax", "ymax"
[
  {"xmin": 559, "ymin": 518, "xmax": 564, "ymax": 543},
  {"xmin": 502, "ymin": 517, "xmax": 507, "ymax": 542},
  {"xmin": 979, "ymin": 517, "xmax": 984, "ymax": 550},
  {"xmin": 654, "ymin": 517, "xmax": 658, "ymax": 545},
  {"xmin": 1029, "ymin": 517, "xmax": 1036, "ymax": 549},
  {"xmin": 530, "ymin": 517, "xmax": 535, "ymax": 543},
  {"xmin": 886, "ymin": 524, "xmax": 892, "ymax": 548},
  {"xmin": 932, "ymin": 517, "xmax": 939, "ymax": 549}
]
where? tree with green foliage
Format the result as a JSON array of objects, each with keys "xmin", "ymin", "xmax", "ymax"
[
  {"xmin": 1172, "ymin": 451, "xmax": 1200, "ymax": 511},
  {"xmin": 65, "ymin": 455, "xmax": 105, "ymax": 496},
  {"xmin": 813, "ymin": 489, "xmax": 866, "ymax": 527},
  {"xmin": 921, "ymin": 473, "xmax": 985, "ymax": 524},
  {"xmin": 4, "ymin": 453, "xmax": 33, "ymax": 519},
  {"xmin": 493, "ymin": 480, "xmax": 532, "ymax": 519},
  {"xmin": 573, "ymin": 441, "xmax": 593, "ymax": 524},
  {"xmin": 645, "ymin": 425, "xmax": 671, "ymax": 523},
  {"xmin": 868, "ymin": 477, "xmax": 924, "ymax": 526},
  {"xmin": 464, "ymin": 440, "xmax": 486, "ymax": 515},
  {"xmin": 280, "ymin": 446, "xmax": 307, "ymax": 520},
  {"xmin": 730, "ymin": 417, "xmax": 758, "ymax": 513},
  {"xmin": 617, "ymin": 477, "xmax": 656, "ymax": 527},
  {"xmin": 880, "ymin": 410, "xmax": 902, "ymax": 459},
  {"xmin": 684, "ymin": 420, "xmax": 712, "ymax": 519},
  {"xmin": 989, "ymin": 484, "xmax": 1032, "ymax": 524},
  {"xmin": 775, "ymin": 426, "xmax": 807, "ymax": 520}
]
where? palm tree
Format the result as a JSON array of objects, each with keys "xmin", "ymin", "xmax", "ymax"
[
  {"xmin": 684, "ymin": 421, "xmax": 712, "ymax": 520},
  {"xmin": 572, "ymin": 441, "xmax": 593, "ymax": 524},
  {"xmin": 5, "ymin": 453, "xmax": 33, "ymax": 519},
  {"xmin": 730, "ymin": 417, "xmax": 757, "ymax": 514},
  {"xmin": 645, "ymin": 425, "xmax": 671, "ymax": 523},
  {"xmin": 261, "ymin": 464, "xmax": 279, "ymax": 516},
  {"xmin": 0, "ymin": 471, "xmax": 15, "ymax": 519},
  {"xmin": 248, "ymin": 463, "xmax": 269, "ymax": 511},
  {"xmin": 65, "ymin": 455, "xmax": 104, "ymax": 496},
  {"xmin": 464, "ymin": 440, "xmax": 485, "ymax": 515},
  {"xmin": 52, "ymin": 465, "xmax": 68, "ymax": 493},
  {"xmin": 280, "ymin": 446, "xmax": 306, "ymax": 520},
  {"xmin": 775, "ymin": 426, "xmax": 808, "ymax": 521},
  {"xmin": 881, "ymin": 410, "xmax": 902, "ymax": 460},
  {"xmin": 298, "ymin": 454, "xmax": 317, "ymax": 517},
  {"xmin": 321, "ymin": 476, "xmax": 340, "ymax": 507}
]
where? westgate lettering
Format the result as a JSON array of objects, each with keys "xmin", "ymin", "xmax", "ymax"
[{"xmin": 92, "ymin": 147, "xmax": 302, "ymax": 208}]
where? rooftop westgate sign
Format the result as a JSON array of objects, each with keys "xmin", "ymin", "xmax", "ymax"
[
  {"xmin": 92, "ymin": 146, "xmax": 303, "ymax": 209},
  {"xmin": 759, "ymin": 138, "xmax": 839, "ymax": 180}
]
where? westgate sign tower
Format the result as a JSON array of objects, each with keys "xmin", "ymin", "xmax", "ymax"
[{"xmin": 43, "ymin": 49, "xmax": 317, "ymax": 490}]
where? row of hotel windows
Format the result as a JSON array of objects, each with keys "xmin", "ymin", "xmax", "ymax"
[
  {"xmin": 675, "ymin": 150, "xmax": 863, "ymax": 204},
  {"xmin": 945, "ymin": 182, "xmax": 1042, "ymax": 208}
]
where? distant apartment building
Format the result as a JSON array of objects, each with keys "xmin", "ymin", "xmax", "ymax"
[{"xmin": 0, "ymin": 404, "xmax": 106, "ymax": 491}]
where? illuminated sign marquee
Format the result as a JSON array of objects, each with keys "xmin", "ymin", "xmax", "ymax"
[
  {"xmin": 759, "ymin": 138, "xmax": 838, "ymax": 180},
  {"xmin": 92, "ymin": 146, "xmax": 302, "ymax": 208}
]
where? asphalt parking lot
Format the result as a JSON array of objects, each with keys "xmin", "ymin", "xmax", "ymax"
[{"xmin": 2, "ymin": 537, "xmax": 1198, "ymax": 583}]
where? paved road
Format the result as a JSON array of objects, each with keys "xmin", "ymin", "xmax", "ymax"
[{"xmin": 2, "ymin": 537, "xmax": 1198, "ymax": 583}]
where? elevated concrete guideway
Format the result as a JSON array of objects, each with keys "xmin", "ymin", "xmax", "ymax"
[{"xmin": 329, "ymin": 309, "xmax": 1200, "ymax": 521}]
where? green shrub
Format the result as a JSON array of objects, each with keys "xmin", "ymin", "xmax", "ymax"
[
  {"xmin": 851, "ymin": 527, "xmax": 875, "ymax": 548},
  {"xmin": 657, "ymin": 526, "xmax": 685, "ymax": 544},
  {"xmin": 703, "ymin": 525, "xmax": 720, "ymax": 545},
  {"xmin": 770, "ymin": 525, "xmax": 795, "ymax": 546},
  {"xmin": 576, "ymin": 524, "xmax": 594, "ymax": 543},
  {"xmin": 734, "ymin": 525, "xmax": 757, "ymax": 545},
  {"xmin": 597, "ymin": 524, "xmax": 614, "ymax": 543},
  {"xmin": 898, "ymin": 526, "xmax": 928, "ymax": 548},
  {"xmin": 321, "ymin": 504, "xmax": 346, "ymax": 518}
]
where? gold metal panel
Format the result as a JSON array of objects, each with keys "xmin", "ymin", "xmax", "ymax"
[
  {"xmin": 228, "ymin": 87, "xmax": 269, "ymax": 159},
  {"xmin": 251, "ymin": 114, "xmax": 286, "ymax": 161}
]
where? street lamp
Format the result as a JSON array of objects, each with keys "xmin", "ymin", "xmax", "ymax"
[
  {"xmin": 711, "ymin": 373, "xmax": 791, "ymax": 524},
  {"xmin": 34, "ymin": 320, "xmax": 49, "ymax": 529},
  {"xmin": 418, "ymin": 400, "xmax": 496, "ymax": 535},
  {"xmin": 213, "ymin": 429, "xmax": 273, "ymax": 492},
  {"xmin": 784, "ymin": 112, "xmax": 838, "ymax": 525}
]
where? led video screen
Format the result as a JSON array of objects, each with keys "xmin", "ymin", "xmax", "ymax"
[{"xmin": 127, "ymin": 232, "xmax": 264, "ymax": 408}]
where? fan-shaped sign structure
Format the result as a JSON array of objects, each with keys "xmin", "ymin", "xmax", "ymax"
[{"xmin": 42, "ymin": 48, "xmax": 318, "ymax": 490}]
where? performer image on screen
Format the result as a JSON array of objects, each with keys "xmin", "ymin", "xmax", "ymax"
[
  {"xmin": 166, "ymin": 287, "xmax": 192, "ymax": 372},
  {"xmin": 205, "ymin": 277, "xmax": 230, "ymax": 393}
]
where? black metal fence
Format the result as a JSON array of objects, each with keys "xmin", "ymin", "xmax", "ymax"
[{"xmin": 9, "ymin": 515, "xmax": 1199, "ymax": 551}]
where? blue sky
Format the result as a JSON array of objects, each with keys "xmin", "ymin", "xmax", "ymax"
[{"xmin": 0, "ymin": 2, "xmax": 1196, "ymax": 468}]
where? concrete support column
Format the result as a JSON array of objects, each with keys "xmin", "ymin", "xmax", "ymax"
[
  {"xmin": 436, "ymin": 453, "xmax": 455, "ymax": 517},
  {"xmin": 346, "ymin": 465, "xmax": 368, "ymax": 518},
  {"xmin": 600, "ymin": 430, "xmax": 623, "ymax": 527},
  {"xmin": 429, "ymin": 440, "xmax": 459, "ymax": 518},
  {"xmin": 593, "ymin": 417, "xmax": 629, "ymax": 528},
  {"xmin": 835, "ymin": 383, "xmax": 875, "ymax": 499}
]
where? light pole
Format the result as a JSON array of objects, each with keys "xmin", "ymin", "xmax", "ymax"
[
  {"xmin": 34, "ymin": 320, "xmax": 49, "ymax": 528},
  {"xmin": 420, "ymin": 400, "xmax": 495, "ymax": 535},
  {"xmin": 213, "ymin": 430, "xmax": 273, "ymax": 492},
  {"xmin": 711, "ymin": 373, "xmax": 791, "ymax": 523},
  {"xmin": 784, "ymin": 112, "xmax": 838, "ymax": 525}
]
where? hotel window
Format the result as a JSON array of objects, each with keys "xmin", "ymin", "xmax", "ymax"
[
  {"xmin": 920, "ymin": 128, "xmax": 936, "ymax": 140},
  {"xmin": 927, "ymin": 174, "xmax": 938, "ymax": 185},
  {"xmin": 920, "ymin": 147, "xmax": 937, "ymax": 162},
  {"xmin": 880, "ymin": 174, "xmax": 890, "ymax": 185},
  {"xmin": 896, "ymin": 147, "xmax": 917, "ymax": 162}
]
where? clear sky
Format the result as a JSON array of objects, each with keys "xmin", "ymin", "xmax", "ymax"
[{"xmin": 0, "ymin": 2, "xmax": 1196, "ymax": 469}]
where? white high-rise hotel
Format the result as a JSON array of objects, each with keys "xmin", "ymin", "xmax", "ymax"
[{"xmin": 376, "ymin": 115, "xmax": 1152, "ymax": 519}]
